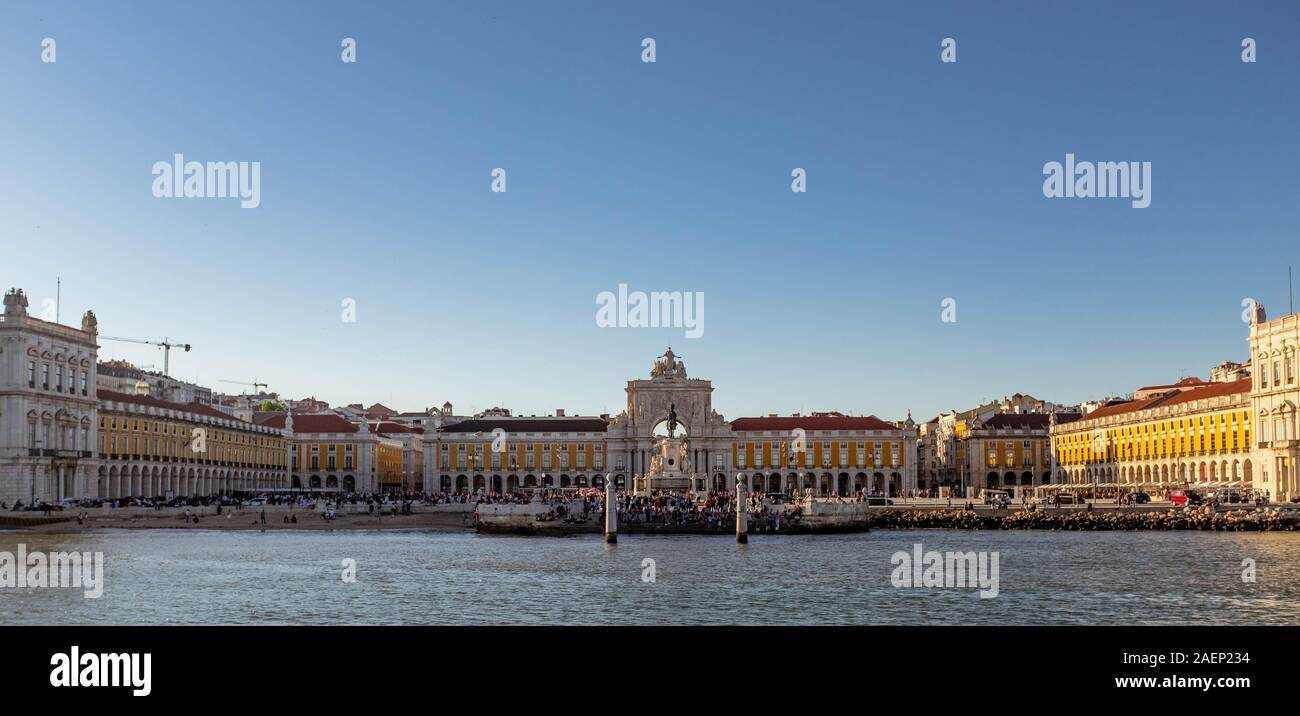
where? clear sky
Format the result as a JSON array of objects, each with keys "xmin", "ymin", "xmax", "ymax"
[{"xmin": 3, "ymin": 1, "xmax": 1298, "ymax": 421}]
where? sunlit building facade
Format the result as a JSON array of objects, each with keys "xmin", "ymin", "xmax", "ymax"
[
  {"xmin": 1249, "ymin": 304, "xmax": 1300, "ymax": 500},
  {"xmin": 1052, "ymin": 305, "xmax": 1300, "ymax": 500},
  {"xmin": 1051, "ymin": 379, "xmax": 1253, "ymax": 490},
  {"xmin": 422, "ymin": 350, "xmax": 917, "ymax": 496},
  {"xmin": 97, "ymin": 389, "xmax": 286, "ymax": 497}
]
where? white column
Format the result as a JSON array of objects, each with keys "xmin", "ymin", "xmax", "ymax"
[
  {"xmin": 604, "ymin": 477, "xmax": 617, "ymax": 544},
  {"xmin": 735, "ymin": 477, "xmax": 748, "ymax": 543}
]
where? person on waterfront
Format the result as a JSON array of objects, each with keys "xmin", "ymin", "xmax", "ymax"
[{"xmin": 260, "ymin": 509, "xmax": 267, "ymax": 525}]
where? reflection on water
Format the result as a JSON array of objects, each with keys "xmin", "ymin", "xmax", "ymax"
[{"xmin": 1, "ymin": 529, "xmax": 1297, "ymax": 625}]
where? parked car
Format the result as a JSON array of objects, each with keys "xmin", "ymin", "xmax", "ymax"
[{"xmin": 1132, "ymin": 492, "xmax": 1150, "ymax": 504}]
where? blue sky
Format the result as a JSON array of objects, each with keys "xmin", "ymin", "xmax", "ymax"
[{"xmin": 3, "ymin": 1, "xmax": 1298, "ymax": 420}]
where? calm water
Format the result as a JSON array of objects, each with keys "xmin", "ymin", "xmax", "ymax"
[{"xmin": 1, "ymin": 528, "xmax": 1297, "ymax": 625}]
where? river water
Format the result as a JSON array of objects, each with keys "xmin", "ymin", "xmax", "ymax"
[{"xmin": 1, "ymin": 529, "xmax": 1297, "ymax": 625}]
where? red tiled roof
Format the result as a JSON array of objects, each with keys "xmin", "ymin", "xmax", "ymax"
[
  {"xmin": 98, "ymin": 389, "xmax": 244, "ymax": 423},
  {"xmin": 364, "ymin": 403, "xmax": 397, "ymax": 418},
  {"xmin": 981, "ymin": 414, "xmax": 1052, "ymax": 430},
  {"xmin": 440, "ymin": 417, "xmax": 608, "ymax": 433},
  {"xmin": 260, "ymin": 413, "xmax": 358, "ymax": 433},
  {"xmin": 1136, "ymin": 376, "xmax": 1207, "ymax": 391},
  {"xmin": 1080, "ymin": 378, "xmax": 1251, "ymax": 422},
  {"xmin": 730, "ymin": 415, "xmax": 897, "ymax": 431}
]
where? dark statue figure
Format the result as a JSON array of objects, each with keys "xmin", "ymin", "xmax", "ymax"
[{"xmin": 667, "ymin": 403, "xmax": 678, "ymax": 438}]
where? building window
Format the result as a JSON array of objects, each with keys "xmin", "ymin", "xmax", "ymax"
[
  {"xmin": 55, "ymin": 365, "xmax": 63, "ymax": 391},
  {"xmin": 41, "ymin": 363, "xmax": 50, "ymax": 388},
  {"xmin": 27, "ymin": 361, "xmax": 35, "ymax": 385}
]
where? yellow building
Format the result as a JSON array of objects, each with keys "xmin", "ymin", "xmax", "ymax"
[
  {"xmin": 430, "ymin": 416, "xmax": 609, "ymax": 494},
  {"xmin": 97, "ymin": 389, "xmax": 286, "ymax": 498},
  {"xmin": 376, "ymin": 437, "xmax": 403, "ymax": 491},
  {"xmin": 727, "ymin": 414, "xmax": 914, "ymax": 496},
  {"xmin": 369, "ymin": 422, "xmax": 425, "ymax": 492},
  {"xmin": 954, "ymin": 413, "xmax": 1078, "ymax": 497},
  {"xmin": 1051, "ymin": 378, "xmax": 1253, "ymax": 490},
  {"xmin": 259, "ymin": 413, "xmax": 379, "ymax": 492}
]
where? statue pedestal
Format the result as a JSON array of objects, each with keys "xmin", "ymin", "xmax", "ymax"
[{"xmin": 639, "ymin": 436, "xmax": 691, "ymax": 495}]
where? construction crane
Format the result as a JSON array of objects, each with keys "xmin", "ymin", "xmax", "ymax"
[
  {"xmin": 219, "ymin": 379, "xmax": 268, "ymax": 395},
  {"xmin": 99, "ymin": 336, "xmax": 191, "ymax": 376}
]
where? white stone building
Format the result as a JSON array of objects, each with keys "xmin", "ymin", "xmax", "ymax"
[
  {"xmin": 1249, "ymin": 303, "xmax": 1300, "ymax": 500},
  {"xmin": 0, "ymin": 288, "xmax": 101, "ymax": 505}
]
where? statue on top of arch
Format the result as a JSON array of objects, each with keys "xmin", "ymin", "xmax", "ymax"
[{"xmin": 650, "ymin": 347, "xmax": 687, "ymax": 380}]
